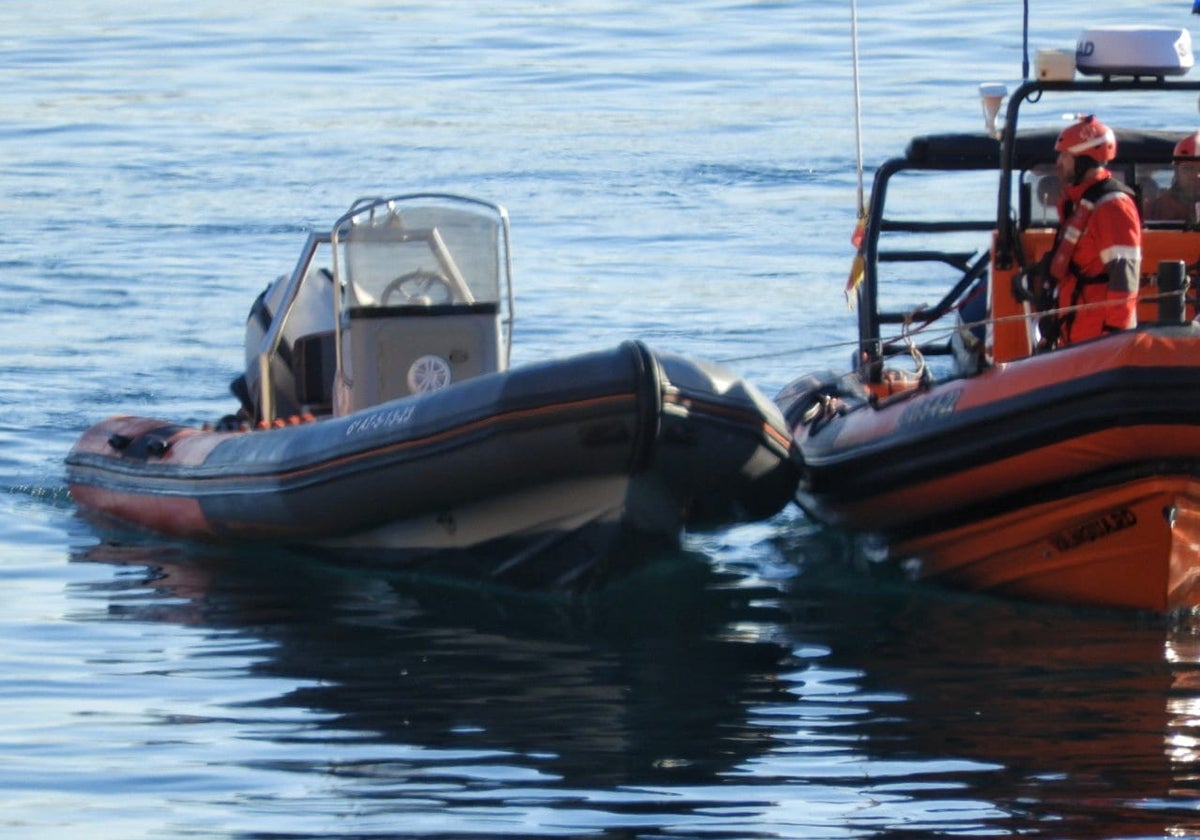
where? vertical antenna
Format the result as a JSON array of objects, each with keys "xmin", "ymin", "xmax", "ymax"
[
  {"xmin": 1022, "ymin": 0, "xmax": 1030, "ymax": 79},
  {"xmin": 851, "ymin": 0, "xmax": 864, "ymax": 216},
  {"xmin": 844, "ymin": 0, "xmax": 869, "ymax": 305}
]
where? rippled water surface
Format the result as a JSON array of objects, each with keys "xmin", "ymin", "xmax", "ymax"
[{"xmin": 5, "ymin": 1, "xmax": 1200, "ymax": 837}]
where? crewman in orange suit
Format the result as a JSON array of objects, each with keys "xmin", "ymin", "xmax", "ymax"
[
  {"xmin": 1147, "ymin": 130, "xmax": 1200, "ymax": 223},
  {"xmin": 1040, "ymin": 114, "xmax": 1142, "ymax": 348}
]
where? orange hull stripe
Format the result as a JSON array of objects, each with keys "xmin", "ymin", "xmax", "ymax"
[
  {"xmin": 73, "ymin": 392, "xmax": 640, "ymax": 488},
  {"xmin": 663, "ymin": 392, "xmax": 792, "ymax": 450}
]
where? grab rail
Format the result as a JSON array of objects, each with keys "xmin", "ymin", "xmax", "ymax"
[{"xmin": 255, "ymin": 231, "xmax": 328, "ymax": 424}]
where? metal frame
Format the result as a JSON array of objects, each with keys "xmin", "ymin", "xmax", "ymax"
[
  {"xmin": 995, "ymin": 76, "xmax": 1200, "ymax": 268},
  {"xmin": 855, "ymin": 74, "xmax": 1200, "ymax": 374}
]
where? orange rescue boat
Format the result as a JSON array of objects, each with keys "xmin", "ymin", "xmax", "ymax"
[{"xmin": 775, "ymin": 27, "xmax": 1200, "ymax": 611}]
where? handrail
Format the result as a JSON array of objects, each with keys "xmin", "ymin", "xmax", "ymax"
[
  {"xmin": 497, "ymin": 203, "xmax": 515, "ymax": 362},
  {"xmin": 255, "ymin": 231, "xmax": 329, "ymax": 424},
  {"xmin": 428, "ymin": 227, "xmax": 475, "ymax": 304}
]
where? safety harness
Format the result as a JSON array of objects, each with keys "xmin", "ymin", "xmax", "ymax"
[{"xmin": 1046, "ymin": 177, "xmax": 1137, "ymax": 340}]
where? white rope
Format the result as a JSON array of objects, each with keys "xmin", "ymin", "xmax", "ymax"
[{"xmin": 900, "ymin": 310, "xmax": 929, "ymax": 379}]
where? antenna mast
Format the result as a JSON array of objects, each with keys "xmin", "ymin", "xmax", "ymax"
[
  {"xmin": 1022, "ymin": 0, "xmax": 1030, "ymax": 79},
  {"xmin": 851, "ymin": 0, "xmax": 864, "ymax": 216}
]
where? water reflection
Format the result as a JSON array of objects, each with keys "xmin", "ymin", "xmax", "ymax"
[
  {"xmin": 70, "ymin": 534, "xmax": 1200, "ymax": 837},
  {"xmin": 775, "ymin": 530, "xmax": 1200, "ymax": 837},
  {"xmin": 72, "ymin": 541, "xmax": 794, "ymax": 796}
]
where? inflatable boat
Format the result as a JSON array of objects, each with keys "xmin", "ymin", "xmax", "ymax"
[
  {"xmin": 775, "ymin": 27, "xmax": 1200, "ymax": 611},
  {"xmin": 67, "ymin": 194, "xmax": 796, "ymax": 588}
]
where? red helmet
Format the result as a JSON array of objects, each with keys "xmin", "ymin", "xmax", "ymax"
[
  {"xmin": 1175, "ymin": 131, "xmax": 1200, "ymax": 160},
  {"xmin": 1054, "ymin": 115, "xmax": 1117, "ymax": 162}
]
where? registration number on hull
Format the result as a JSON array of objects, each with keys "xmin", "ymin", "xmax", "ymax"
[{"xmin": 1049, "ymin": 508, "xmax": 1137, "ymax": 553}]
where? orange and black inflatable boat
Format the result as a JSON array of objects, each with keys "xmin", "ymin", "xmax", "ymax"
[
  {"xmin": 68, "ymin": 342, "xmax": 796, "ymax": 589},
  {"xmin": 775, "ymin": 41, "xmax": 1200, "ymax": 611},
  {"xmin": 66, "ymin": 194, "xmax": 796, "ymax": 589}
]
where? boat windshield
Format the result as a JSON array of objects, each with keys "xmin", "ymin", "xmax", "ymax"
[{"xmin": 334, "ymin": 197, "xmax": 510, "ymax": 309}]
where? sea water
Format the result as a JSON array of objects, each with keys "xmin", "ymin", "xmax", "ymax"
[{"xmin": 3, "ymin": 1, "xmax": 1200, "ymax": 837}]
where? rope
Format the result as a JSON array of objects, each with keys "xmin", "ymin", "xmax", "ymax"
[
  {"xmin": 900, "ymin": 309, "xmax": 928, "ymax": 379},
  {"xmin": 716, "ymin": 289, "xmax": 1191, "ymax": 365}
]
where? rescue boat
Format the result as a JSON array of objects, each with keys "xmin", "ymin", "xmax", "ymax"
[
  {"xmin": 775, "ymin": 26, "xmax": 1200, "ymax": 611},
  {"xmin": 67, "ymin": 194, "xmax": 796, "ymax": 589}
]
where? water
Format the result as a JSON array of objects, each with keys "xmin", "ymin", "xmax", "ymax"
[{"xmin": 3, "ymin": 1, "xmax": 1200, "ymax": 836}]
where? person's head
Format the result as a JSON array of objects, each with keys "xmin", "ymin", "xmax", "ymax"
[
  {"xmin": 1054, "ymin": 115, "xmax": 1116, "ymax": 186},
  {"xmin": 1173, "ymin": 131, "xmax": 1200, "ymax": 199}
]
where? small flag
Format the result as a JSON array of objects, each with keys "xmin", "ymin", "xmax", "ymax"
[
  {"xmin": 850, "ymin": 215, "xmax": 865, "ymax": 250},
  {"xmin": 844, "ymin": 213, "xmax": 868, "ymax": 306}
]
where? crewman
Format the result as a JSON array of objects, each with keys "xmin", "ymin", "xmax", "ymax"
[
  {"xmin": 1147, "ymin": 130, "xmax": 1200, "ymax": 222},
  {"xmin": 1040, "ymin": 114, "xmax": 1142, "ymax": 348}
]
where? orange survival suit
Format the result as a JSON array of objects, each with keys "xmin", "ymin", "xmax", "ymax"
[{"xmin": 1043, "ymin": 116, "xmax": 1142, "ymax": 348}]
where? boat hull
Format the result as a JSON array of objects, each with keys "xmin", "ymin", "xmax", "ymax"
[
  {"xmin": 894, "ymin": 474, "xmax": 1200, "ymax": 612},
  {"xmin": 68, "ymin": 342, "xmax": 797, "ymax": 587},
  {"xmin": 776, "ymin": 327, "xmax": 1200, "ymax": 611}
]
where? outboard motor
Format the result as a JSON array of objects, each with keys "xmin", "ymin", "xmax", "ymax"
[{"xmin": 235, "ymin": 267, "xmax": 336, "ymax": 422}]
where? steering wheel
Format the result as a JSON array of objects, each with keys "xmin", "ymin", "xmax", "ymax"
[{"xmin": 380, "ymin": 269, "xmax": 456, "ymax": 305}]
